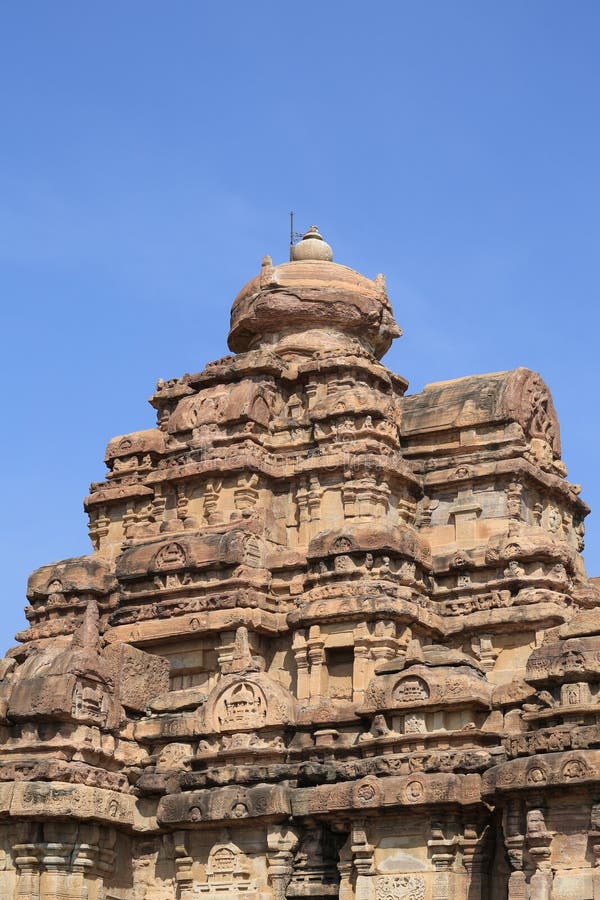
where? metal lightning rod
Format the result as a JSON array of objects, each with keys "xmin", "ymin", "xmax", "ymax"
[{"xmin": 289, "ymin": 211, "xmax": 303, "ymax": 260}]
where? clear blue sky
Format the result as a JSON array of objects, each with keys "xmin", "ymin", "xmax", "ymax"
[{"xmin": 1, "ymin": 2, "xmax": 599, "ymax": 654}]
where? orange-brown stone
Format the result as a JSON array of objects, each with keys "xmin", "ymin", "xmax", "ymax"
[{"xmin": 0, "ymin": 226, "xmax": 597, "ymax": 898}]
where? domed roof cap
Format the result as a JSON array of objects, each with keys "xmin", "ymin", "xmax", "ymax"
[
  {"xmin": 292, "ymin": 225, "xmax": 333, "ymax": 262},
  {"xmin": 228, "ymin": 226, "xmax": 402, "ymax": 359}
]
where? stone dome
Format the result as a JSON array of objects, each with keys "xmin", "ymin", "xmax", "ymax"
[{"xmin": 228, "ymin": 230, "xmax": 401, "ymax": 359}]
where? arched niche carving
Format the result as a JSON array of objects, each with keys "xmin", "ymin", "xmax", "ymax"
[
  {"xmin": 154, "ymin": 542, "xmax": 186, "ymax": 571},
  {"xmin": 200, "ymin": 672, "xmax": 296, "ymax": 734},
  {"xmin": 392, "ymin": 675, "xmax": 430, "ymax": 703},
  {"xmin": 216, "ymin": 681, "xmax": 267, "ymax": 730},
  {"xmin": 194, "ymin": 841, "xmax": 258, "ymax": 897}
]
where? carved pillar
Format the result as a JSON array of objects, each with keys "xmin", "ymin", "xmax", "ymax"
[
  {"xmin": 462, "ymin": 822, "xmax": 490, "ymax": 900},
  {"xmin": 97, "ymin": 826, "xmax": 116, "ymax": 891},
  {"xmin": 356, "ymin": 476, "xmax": 390, "ymax": 518},
  {"xmin": 307, "ymin": 626, "xmax": 325, "ymax": 702},
  {"xmin": 13, "ymin": 843, "xmax": 42, "ymax": 900},
  {"xmin": 305, "ymin": 380, "xmax": 319, "ymax": 408},
  {"xmin": 297, "ymin": 476, "xmax": 322, "ymax": 545},
  {"xmin": 292, "ymin": 632, "xmax": 310, "ymax": 701},
  {"xmin": 590, "ymin": 805, "xmax": 600, "ymax": 900},
  {"xmin": 307, "ymin": 476, "xmax": 322, "ymax": 523},
  {"xmin": 369, "ymin": 620, "xmax": 399, "ymax": 665},
  {"xmin": 525, "ymin": 806, "xmax": 553, "ymax": 900},
  {"xmin": 40, "ymin": 854, "xmax": 80, "ymax": 900},
  {"xmin": 26, "ymin": 822, "xmax": 110, "ymax": 900},
  {"xmin": 353, "ymin": 621, "xmax": 402, "ymax": 704},
  {"xmin": 88, "ymin": 506, "xmax": 111, "ymax": 550},
  {"xmin": 428, "ymin": 819, "xmax": 459, "ymax": 900},
  {"xmin": 471, "ymin": 634, "xmax": 500, "ymax": 673},
  {"xmin": 336, "ymin": 831, "xmax": 353, "ymax": 900},
  {"xmin": 122, "ymin": 504, "xmax": 138, "ymax": 538},
  {"xmin": 266, "ymin": 824, "xmax": 298, "ymax": 900},
  {"xmin": 353, "ymin": 627, "xmax": 371, "ymax": 705},
  {"xmin": 173, "ymin": 831, "xmax": 194, "ymax": 900},
  {"xmin": 397, "ymin": 497, "xmax": 415, "ymax": 525},
  {"xmin": 296, "ymin": 481, "xmax": 310, "ymax": 546},
  {"xmin": 351, "ymin": 820, "xmax": 374, "ymax": 900},
  {"xmin": 506, "ymin": 481, "xmax": 523, "ymax": 520},
  {"xmin": 503, "ymin": 799, "xmax": 527, "ymax": 900},
  {"xmin": 234, "ymin": 474, "xmax": 259, "ymax": 512},
  {"xmin": 202, "ymin": 480, "xmax": 222, "ymax": 524},
  {"xmin": 591, "ymin": 833, "xmax": 600, "ymax": 899}
]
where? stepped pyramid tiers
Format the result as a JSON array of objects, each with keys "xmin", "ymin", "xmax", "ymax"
[{"xmin": 0, "ymin": 226, "xmax": 598, "ymax": 900}]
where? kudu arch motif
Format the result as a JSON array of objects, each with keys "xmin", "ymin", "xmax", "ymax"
[{"xmin": 0, "ymin": 225, "xmax": 597, "ymax": 898}]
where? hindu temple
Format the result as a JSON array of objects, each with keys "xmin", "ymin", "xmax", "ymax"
[{"xmin": 0, "ymin": 226, "xmax": 598, "ymax": 899}]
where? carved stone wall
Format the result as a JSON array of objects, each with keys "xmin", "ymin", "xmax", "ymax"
[{"xmin": 1, "ymin": 225, "xmax": 598, "ymax": 898}]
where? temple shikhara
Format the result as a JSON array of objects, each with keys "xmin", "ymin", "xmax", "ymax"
[{"xmin": 2, "ymin": 226, "xmax": 600, "ymax": 900}]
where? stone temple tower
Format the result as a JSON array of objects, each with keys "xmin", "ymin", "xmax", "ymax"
[{"xmin": 0, "ymin": 227, "xmax": 599, "ymax": 899}]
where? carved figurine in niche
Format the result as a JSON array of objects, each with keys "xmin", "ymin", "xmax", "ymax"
[
  {"xmin": 72, "ymin": 678, "xmax": 106, "ymax": 722},
  {"xmin": 525, "ymin": 374, "xmax": 559, "ymax": 448},
  {"xmin": 338, "ymin": 416, "xmax": 353, "ymax": 437},
  {"xmin": 375, "ymin": 873, "xmax": 426, "ymax": 900},
  {"xmin": 292, "ymin": 824, "xmax": 342, "ymax": 884},
  {"xmin": 562, "ymin": 758, "xmax": 588, "ymax": 780},
  {"xmin": 506, "ymin": 481, "xmax": 523, "ymax": 518},
  {"xmin": 545, "ymin": 506, "xmax": 561, "ymax": 533},
  {"xmin": 404, "ymin": 713, "xmax": 426, "ymax": 734},
  {"xmin": 334, "ymin": 554, "xmax": 353, "ymax": 573},
  {"xmin": 550, "ymin": 563, "xmax": 568, "ymax": 583},
  {"xmin": 561, "ymin": 682, "xmax": 587, "ymax": 706},
  {"xmin": 231, "ymin": 802, "xmax": 249, "ymax": 818},
  {"xmin": 527, "ymin": 809, "xmax": 549, "ymax": 837},
  {"xmin": 399, "ymin": 560, "xmax": 415, "ymax": 580},
  {"xmin": 222, "ymin": 731, "xmax": 262, "ymax": 750},
  {"xmin": 47, "ymin": 579, "xmax": 64, "ymax": 606},
  {"xmin": 287, "ymin": 393, "xmax": 303, "ymax": 419},
  {"xmin": 559, "ymin": 641, "xmax": 585, "ymax": 675}
]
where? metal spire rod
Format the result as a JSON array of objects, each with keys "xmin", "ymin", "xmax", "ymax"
[{"xmin": 289, "ymin": 210, "xmax": 303, "ymax": 260}]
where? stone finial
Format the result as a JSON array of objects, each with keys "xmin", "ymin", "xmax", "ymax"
[
  {"xmin": 291, "ymin": 225, "xmax": 333, "ymax": 262},
  {"xmin": 230, "ymin": 626, "xmax": 262, "ymax": 673},
  {"xmin": 72, "ymin": 598, "xmax": 101, "ymax": 653}
]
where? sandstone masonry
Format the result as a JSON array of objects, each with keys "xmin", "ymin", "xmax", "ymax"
[{"xmin": 0, "ymin": 226, "xmax": 598, "ymax": 899}]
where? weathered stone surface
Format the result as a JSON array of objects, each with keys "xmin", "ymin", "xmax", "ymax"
[
  {"xmin": 105, "ymin": 641, "xmax": 170, "ymax": 712},
  {"xmin": 0, "ymin": 225, "xmax": 597, "ymax": 897}
]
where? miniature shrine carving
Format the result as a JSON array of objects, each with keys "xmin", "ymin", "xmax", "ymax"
[{"xmin": 0, "ymin": 224, "xmax": 598, "ymax": 897}]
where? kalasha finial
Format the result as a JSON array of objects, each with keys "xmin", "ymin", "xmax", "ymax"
[{"xmin": 292, "ymin": 225, "xmax": 333, "ymax": 262}]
